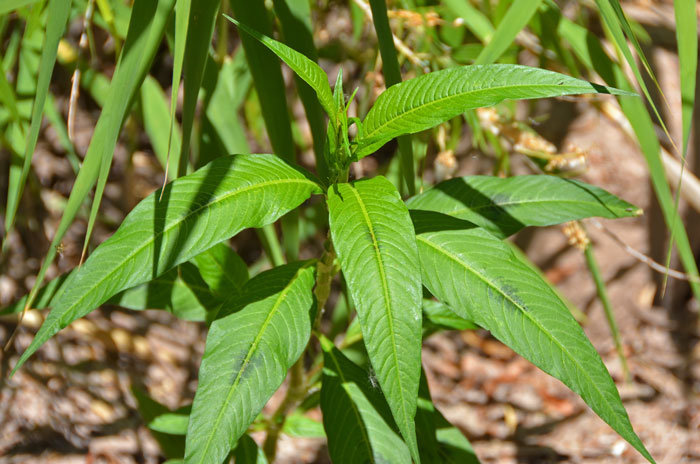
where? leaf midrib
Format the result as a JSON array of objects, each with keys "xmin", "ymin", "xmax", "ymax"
[
  {"xmin": 27, "ymin": 177, "xmax": 318, "ymax": 357},
  {"xmin": 325, "ymin": 349, "xmax": 376, "ymax": 463},
  {"xmin": 346, "ymin": 185, "xmax": 412, "ymax": 436},
  {"xmin": 417, "ymin": 234, "xmax": 625, "ymax": 428},
  {"xmin": 362, "ymin": 81, "xmax": 593, "ymax": 144},
  {"xmin": 197, "ymin": 262, "xmax": 312, "ymax": 463}
]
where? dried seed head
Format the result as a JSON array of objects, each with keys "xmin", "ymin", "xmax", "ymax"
[{"xmin": 562, "ymin": 221, "xmax": 589, "ymax": 251}]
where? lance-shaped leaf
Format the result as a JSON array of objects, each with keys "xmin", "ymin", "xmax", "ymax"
[
  {"xmin": 13, "ymin": 155, "xmax": 322, "ymax": 373},
  {"xmin": 234, "ymin": 435, "xmax": 268, "ymax": 464},
  {"xmin": 423, "ymin": 299, "xmax": 478, "ymax": 333},
  {"xmin": 320, "ymin": 336, "xmax": 411, "ymax": 464},
  {"xmin": 184, "ymin": 262, "xmax": 316, "ymax": 464},
  {"xmin": 328, "ymin": 176, "xmax": 422, "ymax": 462},
  {"xmin": 434, "ymin": 409, "xmax": 480, "ymax": 464},
  {"xmin": 413, "ymin": 368, "xmax": 480, "ymax": 464},
  {"xmin": 412, "ymin": 211, "xmax": 653, "ymax": 463},
  {"xmin": 354, "ymin": 64, "xmax": 635, "ymax": 158},
  {"xmin": 224, "ymin": 15, "xmax": 336, "ymax": 125},
  {"xmin": 193, "ymin": 242, "xmax": 249, "ymax": 299},
  {"xmin": 407, "ymin": 175, "xmax": 641, "ymax": 238},
  {"xmin": 109, "ymin": 263, "xmax": 221, "ymax": 322}
]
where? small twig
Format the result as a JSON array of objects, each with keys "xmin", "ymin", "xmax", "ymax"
[
  {"xmin": 68, "ymin": 0, "xmax": 95, "ymax": 144},
  {"xmin": 578, "ymin": 222, "xmax": 630, "ymax": 383},
  {"xmin": 587, "ymin": 218, "xmax": 700, "ymax": 284}
]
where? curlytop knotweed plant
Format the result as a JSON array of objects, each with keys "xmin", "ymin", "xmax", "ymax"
[{"xmin": 4, "ymin": 13, "xmax": 660, "ymax": 464}]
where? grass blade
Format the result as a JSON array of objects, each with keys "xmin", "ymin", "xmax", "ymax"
[
  {"xmin": 228, "ymin": 0, "xmax": 301, "ymax": 261},
  {"xmin": 0, "ymin": 0, "xmax": 38, "ymax": 15},
  {"xmin": 176, "ymin": 0, "xmax": 220, "ymax": 177},
  {"xmin": 368, "ymin": 0, "xmax": 415, "ymax": 196},
  {"xmin": 442, "ymin": 0, "xmax": 494, "ymax": 43},
  {"xmin": 4, "ymin": 0, "xmax": 70, "ymax": 246},
  {"xmin": 674, "ymin": 0, "xmax": 697, "ymax": 155},
  {"xmin": 554, "ymin": 10, "xmax": 700, "ymax": 299},
  {"xmin": 140, "ymin": 75, "xmax": 182, "ymax": 178},
  {"xmin": 474, "ymin": 0, "xmax": 542, "ymax": 65},
  {"xmin": 164, "ymin": 0, "xmax": 190, "ymax": 180},
  {"xmin": 224, "ymin": 14, "xmax": 335, "ymax": 128},
  {"xmin": 270, "ymin": 0, "xmax": 331, "ymax": 181},
  {"xmin": 19, "ymin": 0, "xmax": 177, "ymax": 322},
  {"xmin": 201, "ymin": 48, "xmax": 251, "ymax": 163},
  {"xmin": 582, "ymin": 234, "xmax": 630, "ymax": 382},
  {"xmin": 593, "ymin": 0, "xmax": 672, "ymax": 148}
]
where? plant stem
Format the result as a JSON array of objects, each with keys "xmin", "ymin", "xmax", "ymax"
[
  {"xmin": 314, "ymin": 239, "xmax": 337, "ymax": 329},
  {"xmin": 262, "ymin": 237, "xmax": 337, "ymax": 460},
  {"xmin": 583, "ymin": 233, "xmax": 631, "ymax": 383},
  {"xmin": 257, "ymin": 224, "xmax": 285, "ymax": 267},
  {"xmin": 262, "ymin": 355, "xmax": 305, "ymax": 461}
]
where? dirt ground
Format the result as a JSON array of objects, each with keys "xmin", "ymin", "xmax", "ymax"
[{"xmin": 1, "ymin": 2, "xmax": 699, "ymax": 463}]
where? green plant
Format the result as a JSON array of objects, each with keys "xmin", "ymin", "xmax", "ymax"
[{"xmin": 3, "ymin": 13, "xmax": 660, "ymax": 463}]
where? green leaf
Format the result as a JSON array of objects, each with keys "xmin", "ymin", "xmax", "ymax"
[
  {"xmin": 674, "ymin": 0, "xmax": 697, "ymax": 155},
  {"xmin": 271, "ymin": 0, "xmax": 330, "ymax": 181},
  {"xmin": 442, "ymin": 0, "xmax": 494, "ymax": 43},
  {"xmin": 167, "ymin": 0, "xmax": 190, "ymax": 178},
  {"xmin": 133, "ymin": 388, "xmax": 186, "ymax": 459},
  {"xmin": 0, "ymin": 0, "xmax": 38, "ymax": 15},
  {"xmin": 354, "ymin": 64, "xmax": 634, "ymax": 158},
  {"xmin": 21, "ymin": 0, "xmax": 177, "ymax": 320},
  {"xmin": 140, "ymin": 75, "xmax": 182, "ymax": 180},
  {"xmin": 202, "ymin": 49, "xmax": 252, "ymax": 158},
  {"xmin": 109, "ymin": 263, "xmax": 220, "ymax": 322},
  {"xmin": 224, "ymin": 14, "xmax": 336, "ymax": 126},
  {"xmin": 149, "ymin": 410, "xmax": 191, "ymax": 435},
  {"xmin": 193, "ymin": 242, "xmax": 249, "ymax": 299},
  {"xmin": 4, "ymin": 0, "xmax": 70, "ymax": 244},
  {"xmin": 423, "ymin": 299, "xmax": 478, "ymax": 332},
  {"xmin": 184, "ymin": 261, "xmax": 316, "ymax": 464},
  {"xmin": 367, "ymin": 0, "xmax": 415, "ymax": 196},
  {"xmin": 320, "ymin": 336, "xmax": 412, "ymax": 464},
  {"xmin": 282, "ymin": 412, "xmax": 326, "ymax": 438},
  {"xmin": 176, "ymin": 0, "xmax": 220, "ymax": 177},
  {"xmin": 13, "ymin": 154, "xmax": 322, "ymax": 373},
  {"xmin": 406, "ymin": 175, "xmax": 641, "ymax": 238},
  {"xmin": 328, "ymin": 176, "xmax": 422, "ymax": 462},
  {"xmin": 228, "ymin": 0, "xmax": 299, "ymax": 261},
  {"xmin": 434, "ymin": 409, "xmax": 480, "ymax": 464},
  {"xmin": 234, "ymin": 435, "xmax": 268, "ymax": 464},
  {"xmin": 474, "ymin": 0, "xmax": 542, "ymax": 65},
  {"xmin": 412, "ymin": 211, "xmax": 654, "ymax": 463},
  {"xmin": 553, "ymin": 9, "xmax": 700, "ymax": 299},
  {"xmin": 415, "ymin": 371, "xmax": 439, "ymax": 463}
]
